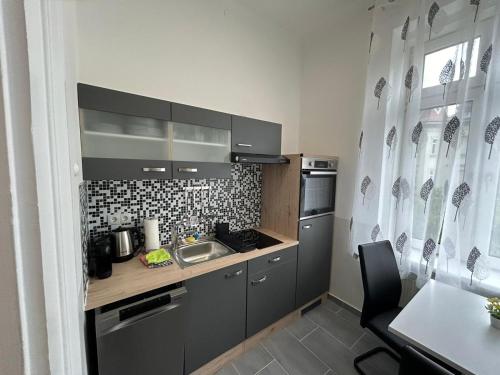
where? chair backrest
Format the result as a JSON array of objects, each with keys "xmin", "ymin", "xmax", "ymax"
[
  {"xmin": 358, "ymin": 240, "xmax": 401, "ymax": 327},
  {"xmin": 399, "ymin": 346, "xmax": 454, "ymax": 375}
]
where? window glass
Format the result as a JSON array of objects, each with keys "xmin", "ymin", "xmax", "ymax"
[
  {"xmin": 413, "ymin": 103, "xmax": 472, "ymax": 241},
  {"xmin": 423, "ymin": 38, "xmax": 480, "ymax": 88}
]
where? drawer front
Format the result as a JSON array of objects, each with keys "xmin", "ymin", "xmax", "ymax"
[
  {"xmin": 82, "ymin": 158, "xmax": 173, "ymax": 180},
  {"xmin": 248, "ymin": 246, "xmax": 297, "ymax": 276},
  {"xmin": 246, "ymin": 259, "xmax": 297, "ymax": 337},
  {"xmin": 172, "ymin": 161, "xmax": 231, "ymax": 179}
]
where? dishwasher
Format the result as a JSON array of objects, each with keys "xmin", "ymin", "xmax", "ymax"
[{"xmin": 94, "ymin": 283, "xmax": 187, "ymax": 375}]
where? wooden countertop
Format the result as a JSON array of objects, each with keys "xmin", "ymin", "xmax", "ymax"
[{"xmin": 84, "ymin": 228, "xmax": 299, "ymax": 311}]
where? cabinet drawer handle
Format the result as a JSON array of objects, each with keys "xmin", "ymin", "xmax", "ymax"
[
  {"xmin": 236, "ymin": 143, "xmax": 253, "ymax": 147},
  {"xmin": 143, "ymin": 167, "xmax": 166, "ymax": 172},
  {"xmin": 225, "ymin": 269, "xmax": 243, "ymax": 279},
  {"xmin": 302, "ymin": 224, "xmax": 312, "ymax": 229},
  {"xmin": 178, "ymin": 167, "xmax": 198, "ymax": 173},
  {"xmin": 268, "ymin": 256, "xmax": 281, "ymax": 263},
  {"xmin": 251, "ymin": 276, "xmax": 267, "ymax": 285}
]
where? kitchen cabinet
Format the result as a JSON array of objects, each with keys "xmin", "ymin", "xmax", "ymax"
[
  {"xmin": 170, "ymin": 103, "xmax": 231, "ymax": 179},
  {"xmin": 231, "ymin": 115, "xmax": 282, "ymax": 156},
  {"xmin": 185, "ymin": 262, "xmax": 247, "ymax": 374},
  {"xmin": 246, "ymin": 246, "xmax": 297, "ymax": 337},
  {"xmin": 78, "ymin": 83, "xmax": 172, "ymax": 180},
  {"xmin": 296, "ymin": 214, "xmax": 334, "ymax": 308}
]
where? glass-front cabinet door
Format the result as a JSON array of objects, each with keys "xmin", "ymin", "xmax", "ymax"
[
  {"xmin": 80, "ymin": 109, "xmax": 169, "ymax": 160},
  {"xmin": 170, "ymin": 122, "xmax": 230, "ymax": 163}
]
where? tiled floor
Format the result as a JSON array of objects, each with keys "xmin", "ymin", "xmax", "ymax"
[{"xmin": 216, "ymin": 299, "xmax": 400, "ymax": 375}]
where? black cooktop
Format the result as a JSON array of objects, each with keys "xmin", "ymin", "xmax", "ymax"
[{"xmin": 216, "ymin": 229, "xmax": 282, "ymax": 253}]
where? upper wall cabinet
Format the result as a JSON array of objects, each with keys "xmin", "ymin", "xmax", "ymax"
[
  {"xmin": 231, "ymin": 116, "xmax": 282, "ymax": 156},
  {"xmin": 78, "ymin": 83, "xmax": 173, "ymax": 180},
  {"xmin": 170, "ymin": 103, "xmax": 231, "ymax": 179},
  {"xmin": 78, "ymin": 85, "xmax": 233, "ymax": 180}
]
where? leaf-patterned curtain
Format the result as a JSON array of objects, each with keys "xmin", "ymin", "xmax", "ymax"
[{"xmin": 351, "ymin": 0, "xmax": 500, "ymax": 296}]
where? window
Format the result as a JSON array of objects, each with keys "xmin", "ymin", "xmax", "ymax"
[
  {"xmin": 490, "ymin": 184, "xmax": 500, "ymax": 258},
  {"xmin": 412, "ymin": 103, "xmax": 472, "ymax": 242},
  {"xmin": 422, "ymin": 38, "xmax": 480, "ymax": 89}
]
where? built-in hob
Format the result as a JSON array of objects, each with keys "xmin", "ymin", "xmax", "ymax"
[{"xmin": 216, "ymin": 228, "xmax": 282, "ymax": 253}]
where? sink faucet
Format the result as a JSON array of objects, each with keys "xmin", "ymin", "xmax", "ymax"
[{"xmin": 171, "ymin": 221, "xmax": 184, "ymax": 249}]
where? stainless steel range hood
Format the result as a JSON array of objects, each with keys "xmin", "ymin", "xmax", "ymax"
[{"xmin": 231, "ymin": 152, "xmax": 289, "ymax": 164}]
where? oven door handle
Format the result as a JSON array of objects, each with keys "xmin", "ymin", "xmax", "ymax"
[{"xmin": 302, "ymin": 170, "xmax": 337, "ymax": 176}]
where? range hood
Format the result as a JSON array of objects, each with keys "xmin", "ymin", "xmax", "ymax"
[{"xmin": 231, "ymin": 152, "xmax": 289, "ymax": 164}]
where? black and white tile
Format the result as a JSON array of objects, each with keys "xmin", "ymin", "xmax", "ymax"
[
  {"xmin": 79, "ymin": 182, "xmax": 89, "ymax": 293},
  {"xmin": 84, "ymin": 163, "xmax": 262, "ymax": 246}
]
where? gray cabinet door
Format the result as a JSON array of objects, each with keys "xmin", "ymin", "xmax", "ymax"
[
  {"xmin": 231, "ymin": 116, "xmax": 281, "ymax": 155},
  {"xmin": 246, "ymin": 246, "xmax": 297, "ymax": 337},
  {"xmin": 78, "ymin": 83, "xmax": 171, "ymax": 120},
  {"xmin": 171, "ymin": 103, "xmax": 231, "ymax": 130},
  {"xmin": 82, "ymin": 158, "xmax": 173, "ymax": 180},
  {"xmin": 185, "ymin": 262, "xmax": 247, "ymax": 373},
  {"xmin": 172, "ymin": 161, "xmax": 231, "ymax": 179},
  {"xmin": 296, "ymin": 215, "xmax": 334, "ymax": 308}
]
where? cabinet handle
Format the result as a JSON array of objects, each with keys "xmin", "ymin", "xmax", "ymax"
[
  {"xmin": 225, "ymin": 269, "xmax": 243, "ymax": 279},
  {"xmin": 268, "ymin": 256, "xmax": 281, "ymax": 263},
  {"xmin": 143, "ymin": 167, "xmax": 166, "ymax": 172},
  {"xmin": 236, "ymin": 143, "xmax": 253, "ymax": 147},
  {"xmin": 178, "ymin": 167, "xmax": 198, "ymax": 173},
  {"xmin": 251, "ymin": 275, "xmax": 267, "ymax": 285},
  {"xmin": 302, "ymin": 224, "xmax": 312, "ymax": 229}
]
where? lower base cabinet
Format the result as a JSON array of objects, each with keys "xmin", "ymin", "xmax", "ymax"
[
  {"xmin": 296, "ymin": 214, "xmax": 334, "ymax": 307},
  {"xmin": 246, "ymin": 246, "xmax": 297, "ymax": 337},
  {"xmin": 184, "ymin": 262, "xmax": 247, "ymax": 374}
]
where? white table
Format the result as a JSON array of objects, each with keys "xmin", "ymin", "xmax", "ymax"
[{"xmin": 389, "ymin": 279, "xmax": 500, "ymax": 375}]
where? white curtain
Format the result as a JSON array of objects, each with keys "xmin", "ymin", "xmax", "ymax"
[{"xmin": 351, "ymin": 0, "xmax": 500, "ymax": 296}]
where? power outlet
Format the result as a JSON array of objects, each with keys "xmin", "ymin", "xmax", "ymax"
[
  {"xmin": 108, "ymin": 212, "xmax": 133, "ymax": 226},
  {"xmin": 120, "ymin": 212, "xmax": 132, "ymax": 225},
  {"xmin": 108, "ymin": 213, "xmax": 121, "ymax": 226}
]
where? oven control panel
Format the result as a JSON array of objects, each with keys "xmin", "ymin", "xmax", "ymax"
[{"xmin": 301, "ymin": 157, "xmax": 338, "ymax": 170}]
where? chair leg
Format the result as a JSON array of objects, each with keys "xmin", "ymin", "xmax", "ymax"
[{"xmin": 353, "ymin": 346, "xmax": 400, "ymax": 375}]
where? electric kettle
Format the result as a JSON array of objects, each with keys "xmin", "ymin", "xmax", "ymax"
[{"xmin": 110, "ymin": 227, "xmax": 141, "ymax": 262}]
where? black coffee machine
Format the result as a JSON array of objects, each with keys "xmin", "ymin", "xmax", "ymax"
[{"xmin": 89, "ymin": 236, "xmax": 112, "ymax": 279}]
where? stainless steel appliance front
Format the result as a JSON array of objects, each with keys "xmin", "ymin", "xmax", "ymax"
[{"xmin": 300, "ymin": 157, "xmax": 338, "ymax": 220}]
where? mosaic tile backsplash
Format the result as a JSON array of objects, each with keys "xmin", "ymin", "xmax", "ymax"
[{"xmin": 85, "ymin": 164, "xmax": 262, "ymax": 246}]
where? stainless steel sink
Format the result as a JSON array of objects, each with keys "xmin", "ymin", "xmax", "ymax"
[{"xmin": 173, "ymin": 240, "xmax": 235, "ymax": 268}]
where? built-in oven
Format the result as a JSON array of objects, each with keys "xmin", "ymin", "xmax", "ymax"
[{"xmin": 299, "ymin": 157, "xmax": 338, "ymax": 220}]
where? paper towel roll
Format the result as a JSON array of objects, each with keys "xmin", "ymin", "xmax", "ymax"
[{"xmin": 144, "ymin": 218, "xmax": 160, "ymax": 251}]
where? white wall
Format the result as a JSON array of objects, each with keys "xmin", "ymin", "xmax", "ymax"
[
  {"xmin": 300, "ymin": 11, "xmax": 371, "ymax": 309},
  {"xmin": 75, "ymin": 0, "xmax": 301, "ymax": 153}
]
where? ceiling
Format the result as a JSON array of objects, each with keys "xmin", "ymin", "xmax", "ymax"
[{"xmin": 234, "ymin": 0, "xmax": 372, "ymax": 39}]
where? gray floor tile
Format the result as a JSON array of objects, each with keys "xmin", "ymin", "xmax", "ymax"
[
  {"xmin": 216, "ymin": 363, "xmax": 239, "ymax": 375},
  {"xmin": 337, "ymin": 308, "xmax": 361, "ymax": 326},
  {"xmin": 322, "ymin": 299, "xmax": 342, "ymax": 313},
  {"xmin": 351, "ymin": 334, "xmax": 399, "ymax": 375},
  {"xmin": 306, "ymin": 306, "xmax": 364, "ymax": 347},
  {"xmin": 302, "ymin": 328, "xmax": 358, "ymax": 375},
  {"xmin": 354, "ymin": 351, "xmax": 399, "ymax": 375},
  {"xmin": 233, "ymin": 344, "xmax": 273, "ymax": 375},
  {"xmin": 287, "ymin": 316, "xmax": 317, "ymax": 340},
  {"xmin": 256, "ymin": 360, "xmax": 288, "ymax": 375},
  {"xmin": 350, "ymin": 332, "xmax": 391, "ymax": 355},
  {"xmin": 262, "ymin": 329, "xmax": 329, "ymax": 375}
]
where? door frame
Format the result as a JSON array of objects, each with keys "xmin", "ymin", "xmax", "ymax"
[{"xmin": 24, "ymin": 0, "xmax": 87, "ymax": 374}]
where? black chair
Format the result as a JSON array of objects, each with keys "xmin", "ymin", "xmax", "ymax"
[
  {"xmin": 399, "ymin": 346, "xmax": 454, "ymax": 375},
  {"xmin": 354, "ymin": 240, "xmax": 408, "ymax": 374}
]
